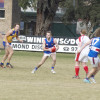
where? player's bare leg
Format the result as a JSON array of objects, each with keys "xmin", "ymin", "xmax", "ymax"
[
  {"xmin": 0, "ymin": 48, "xmax": 9, "ymax": 68},
  {"xmin": 73, "ymin": 61, "xmax": 80, "ymax": 79},
  {"xmin": 90, "ymin": 63, "xmax": 100, "ymax": 83},
  {"xmin": 31, "ymin": 55, "xmax": 48, "ymax": 73},
  {"xmin": 1, "ymin": 48, "xmax": 9, "ymax": 63},
  {"xmin": 92, "ymin": 62, "xmax": 100, "ymax": 76},
  {"xmin": 87, "ymin": 68, "xmax": 98, "ymax": 79},
  {"xmin": 7, "ymin": 47, "xmax": 13, "ymax": 63},
  {"xmin": 37, "ymin": 55, "xmax": 48, "ymax": 69},
  {"xmin": 84, "ymin": 67, "xmax": 98, "ymax": 83},
  {"xmin": 84, "ymin": 62, "xmax": 100, "ymax": 83},
  {"xmin": 6, "ymin": 46, "xmax": 14, "ymax": 68},
  {"xmin": 51, "ymin": 53, "xmax": 56, "ymax": 73}
]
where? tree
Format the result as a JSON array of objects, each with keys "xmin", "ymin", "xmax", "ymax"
[
  {"xmin": 19, "ymin": 0, "xmax": 65, "ymax": 36},
  {"xmin": 60, "ymin": 0, "xmax": 100, "ymax": 37}
]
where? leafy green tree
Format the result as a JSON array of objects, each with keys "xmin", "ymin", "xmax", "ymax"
[
  {"xmin": 19, "ymin": 0, "xmax": 64, "ymax": 36},
  {"xmin": 60, "ymin": 0, "xmax": 100, "ymax": 36}
]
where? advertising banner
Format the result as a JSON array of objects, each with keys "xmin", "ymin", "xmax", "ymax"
[{"xmin": 12, "ymin": 35, "xmax": 78, "ymax": 53}]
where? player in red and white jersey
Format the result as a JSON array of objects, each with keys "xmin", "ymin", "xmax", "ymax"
[{"xmin": 73, "ymin": 29, "xmax": 90, "ymax": 79}]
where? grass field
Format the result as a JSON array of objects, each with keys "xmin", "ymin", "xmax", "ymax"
[{"xmin": 0, "ymin": 50, "xmax": 100, "ymax": 100}]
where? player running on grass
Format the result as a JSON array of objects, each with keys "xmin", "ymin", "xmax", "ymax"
[
  {"xmin": 31, "ymin": 31, "xmax": 59, "ymax": 74},
  {"xmin": 77, "ymin": 28, "xmax": 100, "ymax": 83},
  {"xmin": 0, "ymin": 24, "xmax": 23, "ymax": 68},
  {"xmin": 73, "ymin": 29, "xmax": 90, "ymax": 79}
]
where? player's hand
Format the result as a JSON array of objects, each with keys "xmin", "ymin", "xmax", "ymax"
[
  {"xmin": 6, "ymin": 42, "xmax": 9, "ymax": 46},
  {"xmin": 48, "ymin": 48, "xmax": 52, "ymax": 52},
  {"xmin": 76, "ymin": 50, "xmax": 79, "ymax": 54},
  {"xmin": 6, "ymin": 42, "xmax": 11, "ymax": 48},
  {"xmin": 20, "ymin": 40, "xmax": 23, "ymax": 43},
  {"xmin": 76, "ymin": 47, "xmax": 81, "ymax": 54},
  {"xmin": 77, "ymin": 49, "xmax": 81, "ymax": 54},
  {"xmin": 55, "ymin": 47, "xmax": 58, "ymax": 51}
]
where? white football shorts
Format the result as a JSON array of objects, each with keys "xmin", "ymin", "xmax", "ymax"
[
  {"xmin": 88, "ymin": 56, "xmax": 100, "ymax": 67},
  {"xmin": 75, "ymin": 52, "xmax": 88, "ymax": 62},
  {"xmin": 44, "ymin": 52, "xmax": 56, "ymax": 57}
]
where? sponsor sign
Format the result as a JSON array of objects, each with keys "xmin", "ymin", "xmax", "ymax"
[{"xmin": 12, "ymin": 35, "xmax": 78, "ymax": 53}]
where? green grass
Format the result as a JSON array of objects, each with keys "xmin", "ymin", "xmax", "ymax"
[{"xmin": 0, "ymin": 50, "xmax": 100, "ymax": 100}]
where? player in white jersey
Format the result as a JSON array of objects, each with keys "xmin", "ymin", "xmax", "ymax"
[
  {"xmin": 73, "ymin": 29, "xmax": 90, "ymax": 79},
  {"xmin": 78, "ymin": 28, "xmax": 100, "ymax": 83}
]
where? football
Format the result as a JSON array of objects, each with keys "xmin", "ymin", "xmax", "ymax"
[{"xmin": 51, "ymin": 46, "xmax": 56, "ymax": 52}]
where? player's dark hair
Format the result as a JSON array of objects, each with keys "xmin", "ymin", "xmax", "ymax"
[
  {"xmin": 46, "ymin": 31, "xmax": 52, "ymax": 35},
  {"xmin": 14, "ymin": 23, "xmax": 19, "ymax": 28},
  {"xmin": 94, "ymin": 27, "xmax": 100, "ymax": 37}
]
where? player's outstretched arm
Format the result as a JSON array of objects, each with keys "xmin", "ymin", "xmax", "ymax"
[
  {"xmin": 77, "ymin": 41, "xmax": 82, "ymax": 51},
  {"xmin": 16, "ymin": 36, "xmax": 23, "ymax": 43},
  {"xmin": 77, "ymin": 39, "xmax": 92, "ymax": 53},
  {"xmin": 54, "ymin": 39, "xmax": 59, "ymax": 51},
  {"xmin": 16, "ymin": 32, "xmax": 23, "ymax": 43}
]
